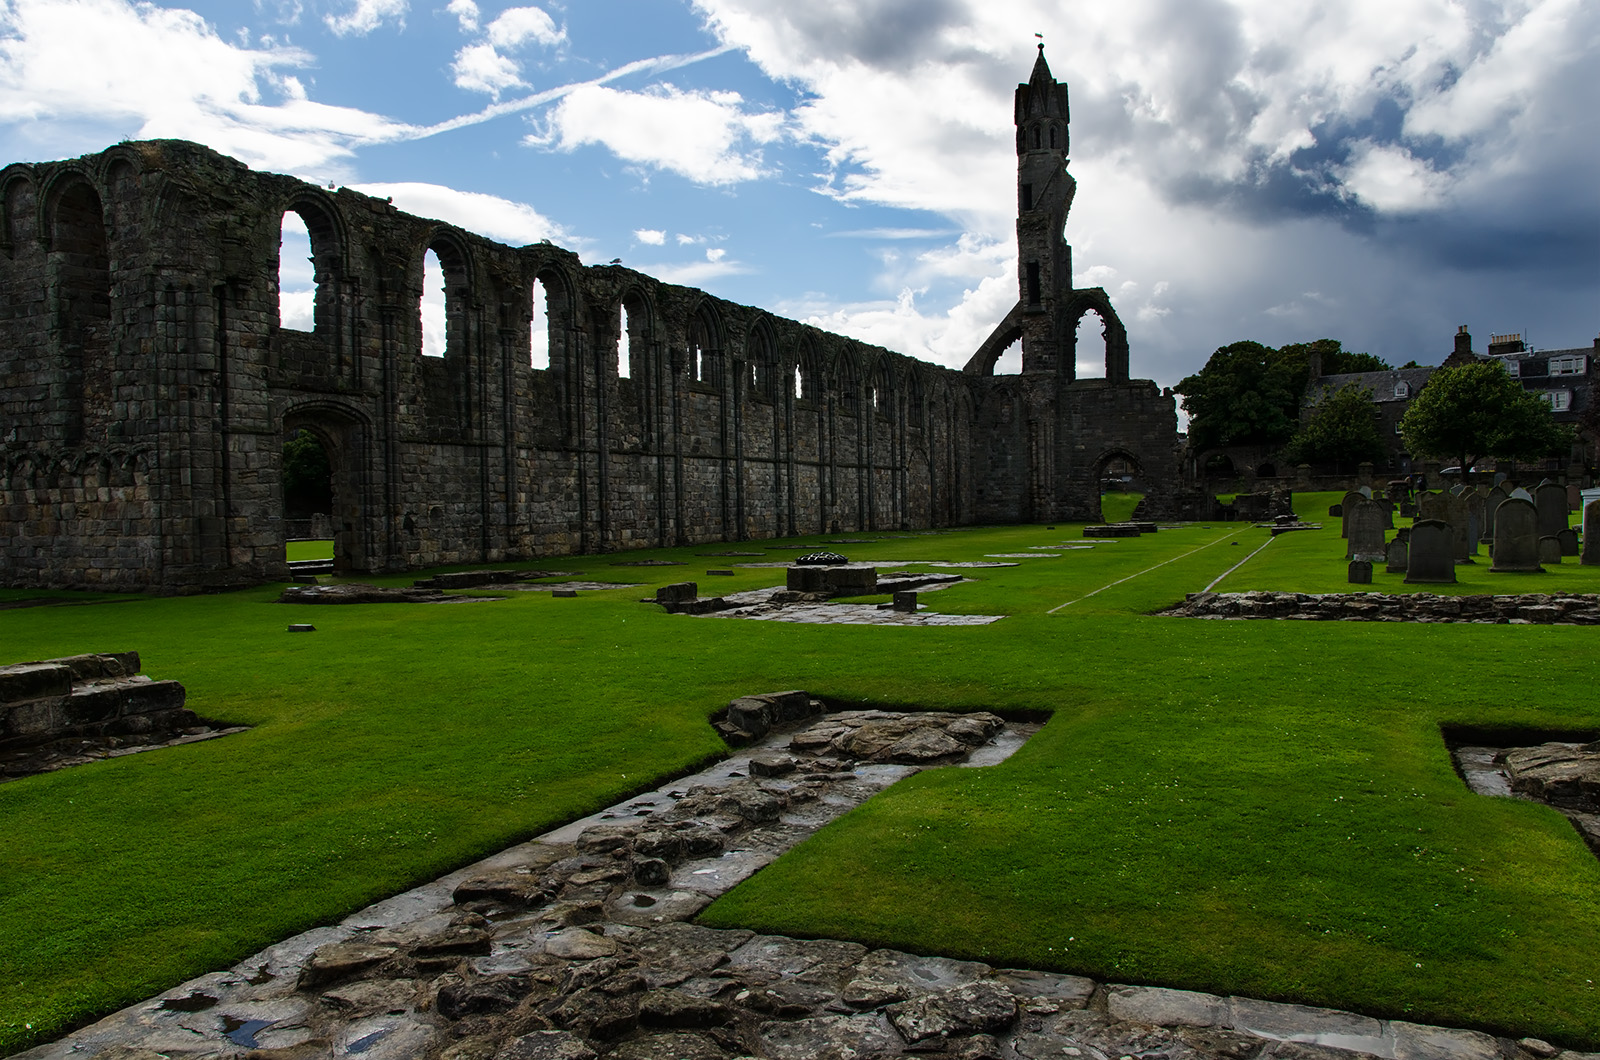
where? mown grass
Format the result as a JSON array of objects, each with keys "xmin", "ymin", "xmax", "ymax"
[
  {"xmin": 4, "ymin": 496, "xmax": 1600, "ymax": 1051},
  {"xmin": 285, "ymin": 539, "xmax": 334, "ymax": 562}
]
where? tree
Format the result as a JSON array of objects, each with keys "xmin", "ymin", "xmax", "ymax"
[
  {"xmin": 1175, "ymin": 341, "xmax": 1308, "ymax": 450},
  {"xmin": 282, "ymin": 428, "xmax": 333, "ymax": 516},
  {"xmin": 1399, "ymin": 362, "xmax": 1572, "ymax": 475},
  {"xmin": 1280, "ymin": 338, "xmax": 1392, "ymax": 375},
  {"xmin": 1282, "ymin": 383, "xmax": 1387, "ymax": 471}
]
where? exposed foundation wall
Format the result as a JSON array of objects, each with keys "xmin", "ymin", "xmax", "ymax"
[{"xmin": 0, "ymin": 141, "xmax": 976, "ymax": 592}]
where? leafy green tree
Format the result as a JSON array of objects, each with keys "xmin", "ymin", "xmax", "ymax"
[
  {"xmin": 1176, "ymin": 341, "xmax": 1309, "ymax": 449},
  {"xmin": 1399, "ymin": 362, "xmax": 1572, "ymax": 474},
  {"xmin": 1280, "ymin": 338, "xmax": 1391, "ymax": 375},
  {"xmin": 1282, "ymin": 384, "xmax": 1387, "ymax": 471},
  {"xmin": 282, "ymin": 428, "xmax": 333, "ymax": 516}
]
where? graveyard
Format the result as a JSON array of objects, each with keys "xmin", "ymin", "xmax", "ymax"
[{"xmin": 3, "ymin": 490, "xmax": 1600, "ymax": 1055}]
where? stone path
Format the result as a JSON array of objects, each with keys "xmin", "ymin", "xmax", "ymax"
[
  {"xmin": 17, "ymin": 702, "xmax": 1590, "ymax": 1060},
  {"xmin": 694, "ymin": 584, "xmax": 1003, "ymax": 627}
]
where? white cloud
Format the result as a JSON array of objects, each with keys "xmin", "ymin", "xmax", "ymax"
[
  {"xmin": 324, "ymin": 0, "xmax": 407, "ymax": 36},
  {"xmin": 676, "ymin": 233, "xmax": 703, "ymax": 245},
  {"xmin": 446, "ymin": 0, "xmax": 479, "ymax": 33},
  {"xmin": 351, "ymin": 182, "xmax": 577, "ymax": 247},
  {"xmin": 487, "ymin": 6, "xmax": 564, "ymax": 49},
  {"xmin": 1336, "ymin": 141, "xmax": 1451, "ymax": 213},
  {"xmin": 452, "ymin": 42, "xmax": 524, "ymax": 97},
  {"xmin": 706, "ymin": 247, "xmax": 726, "ymax": 262},
  {"xmin": 650, "ymin": 258, "xmax": 754, "ymax": 285},
  {"xmin": 526, "ymin": 83, "xmax": 783, "ymax": 185},
  {"xmin": 634, "ymin": 228, "xmax": 666, "ymax": 245}
]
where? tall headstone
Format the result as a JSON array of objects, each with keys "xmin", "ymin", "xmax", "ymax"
[
  {"xmin": 1340, "ymin": 490, "xmax": 1362, "ymax": 539},
  {"xmin": 1379, "ymin": 502, "xmax": 1395, "ymax": 531},
  {"xmin": 1463, "ymin": 492, "xmax": 1484, "ymax": 557},
  {"xmin": 1583, "ymin": 500, "xmax": 1600, "ymax": 566},
  {"xmin": 1490, "ymin": 497, "xmax": 1543, "ymax": 573},
  {"xmin": 1348, "ymin": 559, "xmax": 1373, "ymax": 584},
  {"xmin": 1346, "ymin": 500, "xmax": 1386, "ymax": 561},
  {"xmin": 1535, "ymin": 483, "xmax": 1568, "ymax": 539},
  {"xmin": 1483, "ymin": 485, "xmax": 1509, "ymax": 544},
  {"xmin": 1385, "ymin": 536, "xmax": 1408, "ymax": 574},
  {"xmin": 1442, "ymin": 491, "xmax": 1471, "ymax": 562},
  {"xmin": 1405, "ymin": 520, "xmax": 1457, "ymax": 584}
]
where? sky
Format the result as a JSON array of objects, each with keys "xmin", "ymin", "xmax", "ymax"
[{"xmin": 0, "ymin": 0, "xmax": 1595, "ymax": 387}]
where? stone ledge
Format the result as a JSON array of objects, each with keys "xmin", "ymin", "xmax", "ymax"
[{"xmin": 1161, "ymin": 591, "xmax": 1600, "ymax": 625}]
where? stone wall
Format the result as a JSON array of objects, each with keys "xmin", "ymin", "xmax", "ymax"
[{"xmin": 1, "ymin": 88, "xmax": 1178, "ymax": 591}]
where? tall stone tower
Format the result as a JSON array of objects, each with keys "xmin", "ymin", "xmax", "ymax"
[
  {"xmin": 1014, "ymin": 44, "xmax": 1074, "ymax": 375},
  {"xmin": 963, "ymin": 46, "xmax": 1178, "ymax": 523}
]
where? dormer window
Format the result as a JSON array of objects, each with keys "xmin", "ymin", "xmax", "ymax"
[{"xmin": 1394, "ymin": 381, "xmax": 1409, "ymax": 398}]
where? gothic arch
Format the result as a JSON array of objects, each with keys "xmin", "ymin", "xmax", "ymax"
[
  {"xmin": 416, "ymin": 227, "xmax": 474, "ymax": 360},
  {"xmin": 1060, "ymin": 288, "xmax": 1129, "ymax": 383},
  {"xmin": 280, "ymin": 397, "xmax": 376, "ymax": 574},
  {"xmin": 686, "ymin": 299, "xmax": 724, "ymax": 386},
  {"xmin": 965, "ymin": 302, "xmax": 1025, "ymax": 375},
  {"xmin": 276, "ymin": 190, "xmax": 347, "ymax": 334},
  {"xmin": 614, "ymin": 284, "xmax": 657, "ymax": 380},
  {"xmin": 746, "ymin": 317, "xmax": 778, "ymax": 401}
]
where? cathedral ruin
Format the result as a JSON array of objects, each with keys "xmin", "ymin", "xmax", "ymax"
[{"xmin": 0, "ymin": 49, "xmax": 1179, "ymax": 592}]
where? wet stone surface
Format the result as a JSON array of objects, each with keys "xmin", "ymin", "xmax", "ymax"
[
  {"xmin": 1454, "ymin": 742, "xmax": 1600, "ymax": 853},
  {"xmin": 18, "ymin": 702, "xmax": 1585, "ymax": 1060}
]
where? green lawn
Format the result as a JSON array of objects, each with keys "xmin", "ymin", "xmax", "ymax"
[
  {"xmin": 4, "ymin": 496, "xmax": 1600, "ymax": 1051},
  {"xmin": 286, "ymin": 539, "xmax": 334, "ymax": 562}
]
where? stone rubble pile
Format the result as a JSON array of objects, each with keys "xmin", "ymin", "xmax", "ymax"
[
  {"xmin": 1162, "ymin": 591, "xmax": 1600, "ymax": 625},
  {"xmin": 0, "ymin": 652, "xmax": 233, "ymax": 779}
]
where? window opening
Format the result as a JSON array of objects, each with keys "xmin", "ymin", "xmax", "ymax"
[
  {"xmin": 277, "ymin": 211, "xmax": 314, "ymax": 330},
  {"xmin": 994, "ymin": 336, "xmax": 1022, "ymax": 375},
  {"xmin": 529, "ymin": 278, "xmax": 550, "ymax": 369},
  {"xmin": 618, "ymin": 305, "xmax": 632, "ymax": 379},
  {"xmin": 1076, "ymin": 313, "xmax": 1108, "ymax": 379},
  {"xmin": 421, "ymin": 248, "xmax": 445, "ymax": 357}
]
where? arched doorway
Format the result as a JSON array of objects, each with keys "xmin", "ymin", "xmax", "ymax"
[
  {"xmin": 1095, "ymin": 450, "xmax": 1145, "ymax": 523},
  {"xmin": 281, "ymin": 406, "xmax": 372, "ymax": 574}
]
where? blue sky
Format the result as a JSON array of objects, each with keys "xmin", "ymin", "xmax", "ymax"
[{"xmin": 0, "ymin": 0, "xmax": 1594, "ymax": 386}]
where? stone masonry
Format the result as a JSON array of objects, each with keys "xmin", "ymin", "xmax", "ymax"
[{"xmin": 0, "ymin": 50, "xmax": 1180, "ymax": 593}]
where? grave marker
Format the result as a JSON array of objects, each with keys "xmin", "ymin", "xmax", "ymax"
[
  {"xmin": 1490, "ymin": 497, "xmax": 1543, "ymax": 573},
  {"xmin": 1340, "ymin": 491, "xmax": 1362, "ymax": 538},
  {"xmin": 1557, "ymin": 528, "xmax": 1579, "ymax": 556},
  {"xmin": 1535, "ymin": 482, "xmax": 1568, "ymax": 539},
  {"xmin": 1348, "ymin": 560, "xmax": 1372, "ymax": 584},
  {"xmin": 1404, "ymin": 520, "xmax": 1457, "ymax": 584},
  {"xmin": 1346, "ymin": 500, "xmax": 1386, "ymax": 561},
  {"xmin": 1539, "ymin": 537, "xmax": 1562, "ymax": 565},
  {"xmin": 1584, "ymin": 500, "xmax": 1600, "ymax": 566}
]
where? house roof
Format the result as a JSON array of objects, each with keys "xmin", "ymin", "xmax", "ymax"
[{"xmin": 1306, "ymin": 367, "xmax": 1434, "ymax": 405}]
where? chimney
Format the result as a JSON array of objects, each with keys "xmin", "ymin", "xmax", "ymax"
[{"xmin": 1454, "ymin": 325, "xmax": 1473, "ymax": 359}]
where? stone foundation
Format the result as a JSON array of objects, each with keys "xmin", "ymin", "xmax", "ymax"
[{"xmin": 1161, "ymin": 591, "xmax": 1600, "ymax": 625}]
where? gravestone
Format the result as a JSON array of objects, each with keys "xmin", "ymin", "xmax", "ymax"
[
  {"xmin": 1464, "ymin": 492, "xmax": 1484, "ymax": 556},
  {"xmin": 1490, "ymin": 496, "xmax": 1543, "ymax": 573},
  {"xmin": 1442, "ymin": 491, "xmax": 1471, "ymax": 562},
  {"xmin": 1404, "ymin": 520, "xmax": 1457, "ymax": 584},
  {"xmin": 1346, "ymin": 500, "xmax": 1386, "ymax": 561},
  {"xmin": 1483, "ymin": 485, "xmax": 1510, "ymax": 544},
  {"xmin": 892, "ymin": 591, "xmax": 918, "ymax": 613},
  {"xmin": 1584, "ymin": 500, "xmax": 1600, "ymax": 566},
  {"xmin": 1557, "ymin": 528, "xmax": 1579, "ymax": 556},
  {"xmin": 1339, "ymin": 491, "xmax": 1363, "ymax": 538},
  {"xmin": 1568, "ymin": 484, "xmax": 1583, "ymax": 511},
  {"xmin": 1348, "ymin": 560, "xmax": 1372, "ymax": 584},
  {"xmin": 1535, "ymin": 483, "xmax": 1568, "ymax": 539},
  {"xmin": 1416, "ymin": 491, "xmax": 1448, "ymax": 523},
  {"xmin": 1539, "ymin": 537, "xmax": 1562, "ymax": 565},
  {"xmin": 1385, "ymin": 537, "xmax": 1408, "ymax": 574},
  {"xmin": 1379, "ymin": 501, "xmax": 1395, "ymax": 530}
]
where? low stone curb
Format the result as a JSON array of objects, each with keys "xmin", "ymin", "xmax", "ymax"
[{"xmin": 1162, "ymin": 591, "xmax": 1600, "ymax": 624}]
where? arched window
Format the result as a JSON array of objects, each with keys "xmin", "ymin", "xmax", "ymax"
[
  {"xmin": 836, "ymin": 357, "xmax": 859, "ymax": 414},
  {"xmin": 795, "ymin": 341, "xmax": 818, "ymax": 402},
  {"xmin": 993, "ymin": 336, "xmax": 1021, "ymax": 375},
  {"xmin": 277, "ymin": 211, "xmax": 314, "ymax": 330},
  {"xmin": 748, "ymin": 325, "xmax": 776, "ymax": 399},
  {"xmin": 421, "ymin": 248, "xmax": 445, "ymax": 357},
  {"xmin": 871, "ymin": 362, "xmax": 891, "ymax": 417},
  {"xmin": 906, "ymin": 372, "xmax": 925, "ymax": 426},
  {"xmin": 618, "ymin": 304, "xmax": 632, "ymax": 379},
  {"xmin": 50, "ymin": 179, "xmax": 110, "ymax": 443},
  {"xmin": 529, "ymin": 277, "xmax": 550, "ymax": 369},
  {"xmin": 688, "ymin": 304, "xmax": 720, "ymax": 385},
  {"xmin": 1076, "ymin": 312, "xmax": 1108, "ymax": 379},
  {"xmin": 420, "ymin": 238, "xmax": 468, "ymax": 359}
]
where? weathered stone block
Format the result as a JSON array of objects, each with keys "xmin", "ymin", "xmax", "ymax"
[{"xmin": 0, "ymin": 662, "xmax": 73, "ymax": 704}]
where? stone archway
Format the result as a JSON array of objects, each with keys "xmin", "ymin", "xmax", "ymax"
[
  {"xmin": 281, "ymin": 404, "xmax": 374, "ymax": 574},
  {"xmin": 1093, "ymin": 448, "xmax": 1145, "ymax": 523}
]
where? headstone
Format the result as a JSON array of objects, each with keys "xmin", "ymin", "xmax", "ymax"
[
  {"xmin": 1442, "ymin": 491, "xmax": 1471, "ymax": 561},
  {"xmin": 1535, "ymin": 483, "xmax": 1568, "ymax": 539},
  {"xmin": 1404, "ymin": 520, "xmax": 1457, "ymax": 584},
  {"xmin": 1379, "ymin": 502, "xmax": 1395, "ymax": 531},
  {"xmin": 1584, "ymin": 500, "xmax": 1600, "ymax": 566},
  {"xmin": 1449, "ymin": 484, "xmax": 1466, "ymax": 497},
  {"xmin": 1538, "ymin": 537, "xmax": 1562, "ymax": 565},
  {"xmin": 553, "ymin": 589, "xmax": 578, "ymax": 598},
  {"xmin": 1329, "ymin": 503, "xmax": 1344, "ymax": 518},
  {"xmin": 1489, "ymin": 497, "xmax": 1543, "ymax": 573},
  {"xmin": 1348, "ymin": 560, "xmax": 1372, "ymax": 584},
  {"xmin": 1556, "ymin": 528, "xmax": 1579, "ymax": 556},
  {"xmin": 892, "ymin": 591, "xmax": 918, "ymax": 613},
  {"xmin": 1416, "ymin": 491, "xmax": 1448, "ymax": 523},
  {"xmin": 1568, "ymin": 484, "xmax": 1583, "ymax": 511},
  {"xmin": 1346, "ymin": 500, "xmax": 1386, "ymax": 561},
  {"xmin": 1482, "ymin": 485, "xmax": 1509, "ymax": 543},
  {"xmin": 1385, "ymin": 537, "xmax": 1408, "ymax": 574},
  {"xmin": 1463, "ymin": 493, "xmax": 1484, "ymax": 557},
  {"xmin": 1358, "ymin": 485, "xmax": 1373, "ymax": 500},
  {"xmin": 1339, "ymin": 491, "xmax": 1362, "ymax": 538}
]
